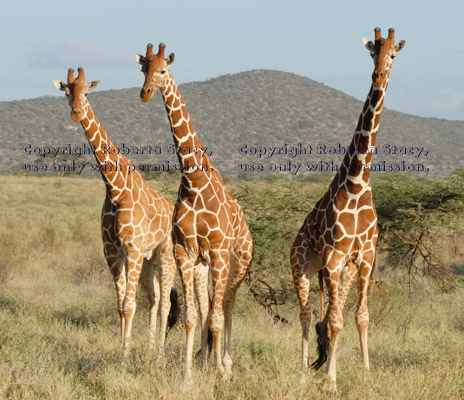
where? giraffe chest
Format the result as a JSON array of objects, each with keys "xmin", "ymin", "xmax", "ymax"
[
  {"xmin": 305, "ymin": 189, "xmax": 377, "ymax": 255},
  {"xmin": 101, "ymin": 195, "xmax": 170, "ymax": 254},
  {"xmin": 173, "ymin": 189, "xmax": 242, "ymax": 257}
]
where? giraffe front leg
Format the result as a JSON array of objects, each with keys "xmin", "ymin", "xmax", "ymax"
[
  {"xmin": 338, "ymin": 261, "xmax": 357, "ymax": 311},
  {"xmin": 158, "ymin": 236, "xmax": 178, "ymax": 351},
  {"xmin": 176, "ymin": 246, "xmax": 197, "ymax": 382},
  {"xmin": 115, "ymin": 272, "xmax": 127, "ymax": 345},
  {"xmin": 209, "ymin": 250, "xmax": 229, "ymax": 378},
  {"xmin": 356, "ymin": 259, "xmax": 373, "ymax": 371},
  {"xmin": 122, "ymin": 249, "xmax": 144, "ymax": 358},
  {"xmin": 321, "ymin": 262, "xmax": 344, "ymax": 393},
  {"xmin": 194, "ymin": 261, "xmax": 210, "ymax": 369},
  {"xmin": 105, "ymin": 250, "xmax": 127, "ymax": 351}
]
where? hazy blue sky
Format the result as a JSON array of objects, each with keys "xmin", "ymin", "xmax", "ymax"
[{"xmin": 1, "ymin": 0, "xmax": 463, "ymax": 120}]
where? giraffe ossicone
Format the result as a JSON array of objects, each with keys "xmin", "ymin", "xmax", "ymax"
[
  {"xmin": 53, "ymin": 67, "xmax": 179, "ymax": 356},
  {"xmin": 135, "ymin": 42, "xmax": 254, "ymax": 380},
  {"xmin": 290, "ymin": 27, "xmax": 405, "ymax": 393}
]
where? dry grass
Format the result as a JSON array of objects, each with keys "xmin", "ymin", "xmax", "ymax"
[{"xmin": 0, "ymin": 176, "xmax": 463, "ymax": 399}]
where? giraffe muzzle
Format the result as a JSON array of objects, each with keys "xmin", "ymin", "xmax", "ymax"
[
  {"xmin": 140, "ymin": 86, "xmax": 153, "ymax": 102},
  {"xmin": 372, "ymin": 70, "xmax": 386, "ymax": 87},
  {"xmin": 71, "ymin": 108, "xmax": 83, "ymax": 122}
]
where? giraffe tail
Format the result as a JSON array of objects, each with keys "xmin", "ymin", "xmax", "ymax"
[
  {"xmin": 318, "ymin": 269, "xmax": 324, "ymax": 322},
  {"xmin": 368, "ymin": 255, "xmax": 379, "ymax": 295},
  {"xmin": 207, "ymin": 328, "xmax": 213, "ymax": 356},
  {"xmin": 167, "ymin": 287, "xmax": 180, "ymax": 330},
  {"xmin": 311, "ymin": 270, "xmax": 329, "ymax": 370}
]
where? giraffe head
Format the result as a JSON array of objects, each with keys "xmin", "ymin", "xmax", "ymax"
[
  {"xmin": 135, "ymin": 43, "xmax": 175, "ymax": 102},
  {"xmin": 363, "ymin": 27, "xmax": 405, "ymax": 87},
  {"xmin": 53, "ymin": 67, "xmax": 100, "ymax": 122}
]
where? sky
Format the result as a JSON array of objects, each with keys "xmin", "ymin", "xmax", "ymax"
[{"xmin": 1, "ymin": 0, "xmax": 463, "ymax": 121}]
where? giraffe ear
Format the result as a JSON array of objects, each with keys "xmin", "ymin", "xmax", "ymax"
[
  {"xmin": 87, "ymin": 80, "xmax": 100, "ymax": 91},
  {"xmin": 135, "ymin": 53, "xmax": 146, "ymax": 65},
  {"xmin": 53, "ymin": 80, "xmax": 66, "ymax": 91},
  {"xmin": 363, "ymin": 38, "xmax": 375, "ymax": 54},
  {"xmin": 395, "ymin": 40, "xmax": 406, "ymax": 53},
  {"xmin": 166, "ymin": 52, "xmax": 175, "ymax": 65}
]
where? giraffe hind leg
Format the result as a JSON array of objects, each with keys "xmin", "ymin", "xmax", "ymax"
[
  {"xmin": 291, "ymin": 266, "xmax": 312, "ymax": 370},
  {"xmin": 222, "ymin": 237, "xmax": 253, "ymax": 377},
  {"xmin": 157, "ymin": 236, "xmax": 179, "ymax": 350},
  {"xmin": 290, "ymin": 234, "xmax": 320, "ymax": 370},
  {"xmin": 311, "ymin": 269, "xmax": 328, "ymax": 370},
  {"xmin": 139, "ymin": 256, "xmax": 160, "ymax": 350}
]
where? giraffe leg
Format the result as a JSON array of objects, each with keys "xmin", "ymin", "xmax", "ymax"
[
  {"xmin": 290, "ymin": 233, "xmax": 320, "ymax": 371},
  {"xmin": 175, "ymin": 245, "xmax": 197, "ymax": 381},
  {"xmin": 292, "ymin": 269, "xmax": 312, "ymax": 370},
  {"xmin": 322, "ymin": 261, "xmax": 344, "ymax": 393},
  {"xmin": 121, "ymin": 249, "xmax": 144, "ymax": 357},
  {"xmin": 356, "ymin": 259, "xmax": 373, "ymax": 370},
  {"xmin": 222, "ymin": 236, "xmax": 253, "ymax": 377},
  {"xmin": 157, "ymin": 236, "xmax": 177, "ymax": 351},
  {"xmin": 104, "ymin": 247, "xmax": 127, "ymax": 349},
  {"xmin": 194, "ymin": 261, "xmax": 210, "ymax": 368},
  {"xmin": 291, "ymin": 265, "xmax": 311, "ymax": 369},
  {"xmin": 113, "ymin": 264, "xmax": 127, "ymax": 344},
  {"xmin": 139, "ymin": 257, "xmax": 160, "ymax": 350},
  {"xmin": 338, "ymin": 261, "xmax": 358, "ymax": 311},
  {"xmin": 208, "ymin": 250, "xmax": 229, "ymax": 377}
]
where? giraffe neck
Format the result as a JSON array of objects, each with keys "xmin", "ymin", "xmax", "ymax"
[
  {"xmin": 80, "ymin": 102, "xmax": 132, "ymax": 196},
  {"xmin": 160, "ymin": 72, "xmax": 221, "ymax": 188},
  {"xmin": 336, "ymin": 78, "xmax": 389, "ymax": 191}
]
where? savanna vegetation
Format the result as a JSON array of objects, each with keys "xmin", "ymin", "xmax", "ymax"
[{"xmin": 0, "ymin": 173, "xmax": 463, "ymax": 399}]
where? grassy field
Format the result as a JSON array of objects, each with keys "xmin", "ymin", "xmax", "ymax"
[{"xmin": 0, "ymin": 175, "xmax": 463, "ymax": 399}]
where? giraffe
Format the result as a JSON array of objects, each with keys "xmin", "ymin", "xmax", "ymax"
[
  {"xmin": 135, "ymin": 43, "xmax": 254, "ymax": 379},
  {"xmin": 290, "ymin": 28, "xmax": 405, "ymax": 392},
  {"xmin": 53, "ymin": 67, "xmax": 178, "ymax": 356}
]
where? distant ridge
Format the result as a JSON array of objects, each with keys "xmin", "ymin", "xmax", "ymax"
[{"xmin": 2, "ymin": 70, "xmax": 463, "ymax": 177}]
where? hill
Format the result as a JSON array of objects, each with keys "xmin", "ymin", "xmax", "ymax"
[{"xmin": 1, "ymin": 70, "xmax": 462, "ymax": 176}]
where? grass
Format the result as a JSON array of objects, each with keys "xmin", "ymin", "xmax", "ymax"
[{"xmin": 0, "ymin": 175, "xmax": 463, "ymax": 399}]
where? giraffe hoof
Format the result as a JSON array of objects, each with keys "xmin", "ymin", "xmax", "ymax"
[
  {"xmin": 321, "ymin": 377, "xmax": 337, "ymax": 393},
  {"xmin": 221, "ymin": 367, "xmax": 232, "ymax": 381},
  {"xmin": 214, "ymin": 364, "xmax": 231, "ymax": 382},
  {"xmin": 122, "ymin": 347, "xmax": 130, "ymax": 361},
  {"xmin": 184, "ymin": 372, "xmax": 194, "ymax": 386},
  {"xmin": 223, "ymin": 355, "xmax": 233, "ymax": 377}
]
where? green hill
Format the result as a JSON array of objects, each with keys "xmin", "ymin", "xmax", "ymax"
[{"xmin": 1, "ymin": 70, "xmax": 462, "ymax": 176}]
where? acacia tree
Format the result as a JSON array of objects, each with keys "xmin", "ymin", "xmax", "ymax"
[{"xmin": 374, "ymin": 171, "xmax": 464, "ymax": 292}]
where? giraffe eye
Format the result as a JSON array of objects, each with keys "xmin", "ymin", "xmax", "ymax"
[
  {"xmin": 161, "ymin": 70, "xmax": 166, "ymax": 75},
  {"xmin": 391, "ymin": 55, "xmax": 396, "ymax": 59}
]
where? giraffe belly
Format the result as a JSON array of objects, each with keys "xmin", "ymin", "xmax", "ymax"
[
  {"xmin": 305, "ymin": 248, "xmax": 323, "ymax": 278},
  {"xmin": 144, "ymin": 249, "xmax": 154, "ymax": 260}
]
